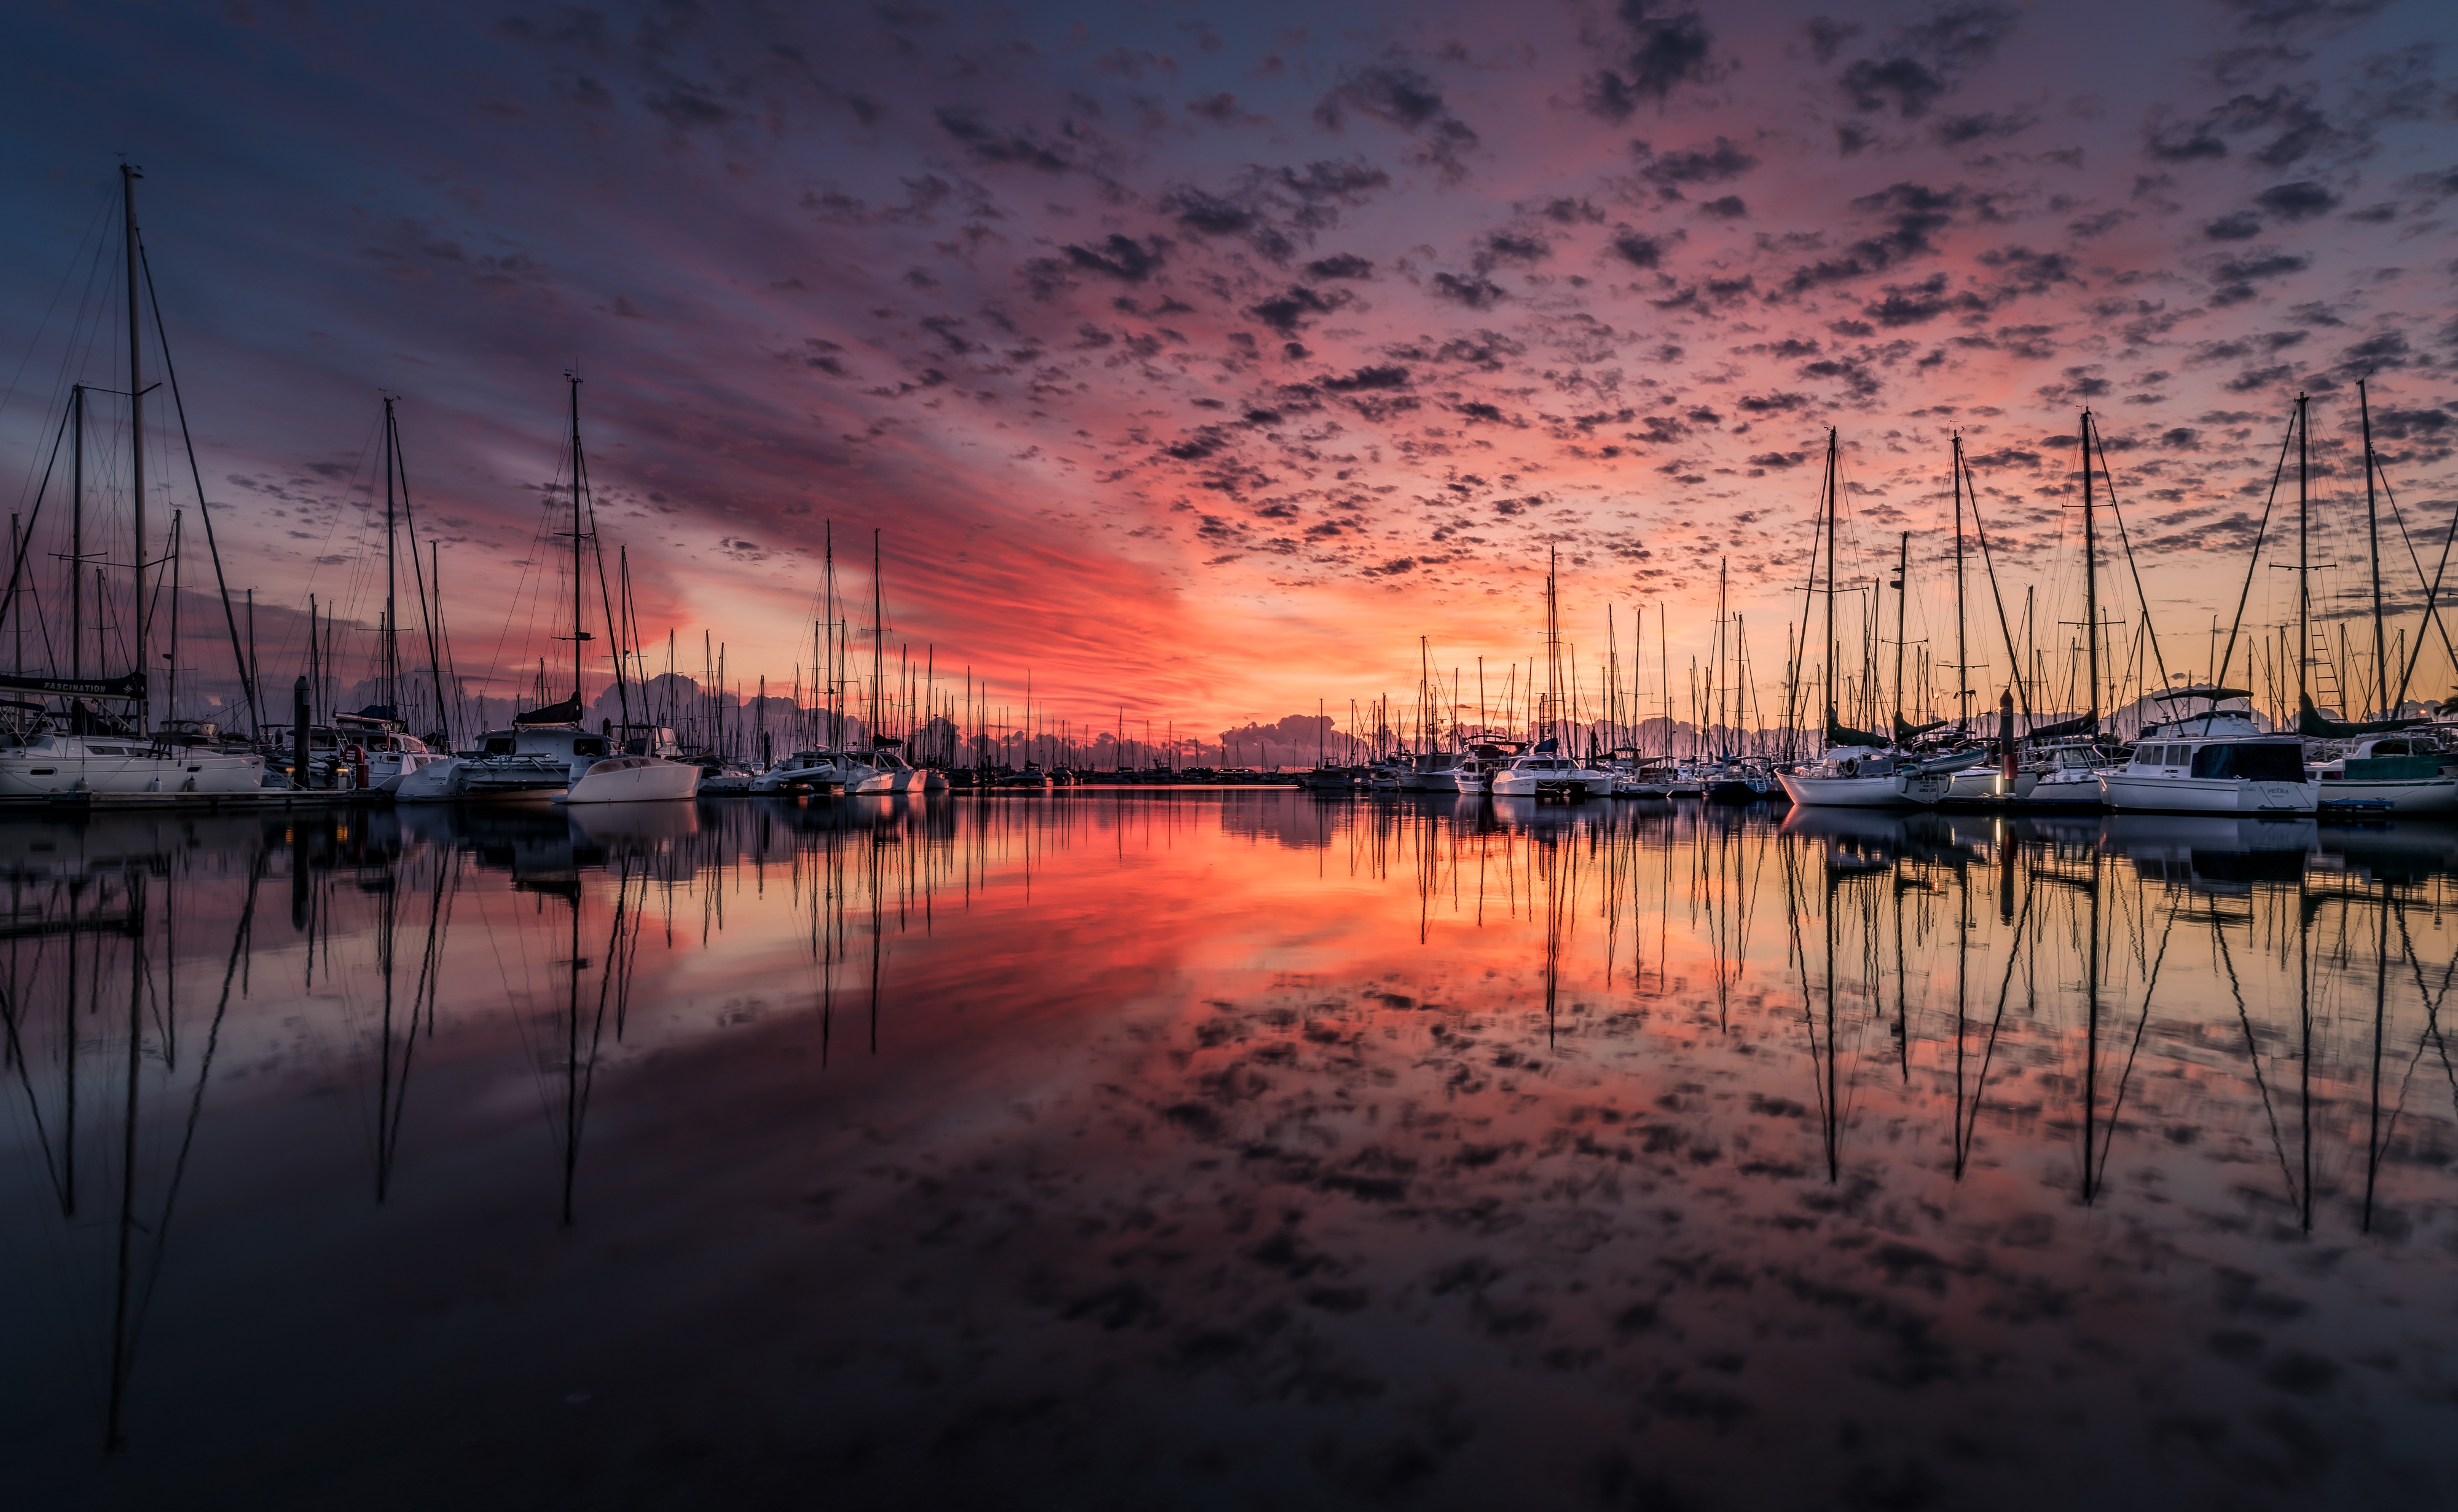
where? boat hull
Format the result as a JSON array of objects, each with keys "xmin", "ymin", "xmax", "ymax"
[
  {"xmin": 561, "ymin": 758, "xmax": 701, "ymax": 805},
  {"xmin": 0, "ymin": 746, "xmax": 264, "ymax": 797},
  {"xmin": 1775, "ymin": 772, "xmax": 1949, "ymax": 809},
  {"xmin": 2100, "ymin": 774, "xmax": 2317, "ymax": 815}
]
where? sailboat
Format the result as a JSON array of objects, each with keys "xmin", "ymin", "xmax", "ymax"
[
  {"xmin": 2102, "ymin": 402, "xmax": 2314, "ymax": 815},
  {"xmin": 0, "ymin": 168, "xmax": 265, "ymax": 799},
  {"xmin": 401, "ymin": 376, "xmax": 698, "ymax": 804},
  {"xmin": 1777, "ymin": 430, "xmax": 1980, "ymax": 809},
  {"xmin": 1490, "ymin": 549, "xmax": 1614, "ymax": 798},
  {"xmin": 2299, "ymin": 380, "xmax": 2458, "ymax": 814}
]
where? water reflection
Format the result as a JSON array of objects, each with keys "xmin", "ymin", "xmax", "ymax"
[{"xmin": 6, "ymin": 794, "xmax": 2458, "ymax": 1503}]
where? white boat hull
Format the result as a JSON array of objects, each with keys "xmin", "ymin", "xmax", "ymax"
[
  {"xmin": 2100, "ymin": 774, "xmax": 2317, "ymax": 814},
  {"xmin": 2025, "ymin": 772, "xmax": 2107, "ymax": 806},
  {"xmin": 394, "ymin": 755, "xmax": 567, "ymax": 804},
  {"xmin": 1776, "ymin": 772, "xmax": 1949, "ymax": 809},
  {"xmin": 1489, "ymin": 773, "xmax": 1614, "ymax": 797},
  {"xmin": 0, "ymin": 743, "xmax": 264, "ymax": 797},
  {"xmin": 560, "ymin": 758, "xmax": 701, "ymax": 804}
]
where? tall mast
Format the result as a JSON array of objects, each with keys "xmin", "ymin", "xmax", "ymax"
[
  {"xmin": 1821, "ymin": 428, "xmax": 1839, "ymax": 733},
  {"xmin": 567, "ymin": 371, "xmax": 585, "ymax": 703},
  {"xmin": 71, "ymin": 386, "xmax": 85, "ymax": 681},
  {"xmin": 1952, "ymin": 437, "xmax": 1968, "ymax": 729},
  {"xmin": 1891, "ymin": 531, "xmax": 1909, "ymax": 725},
  {"xmin": 2295, "ymin": 392, "xmax": 2310, "ymax": 708},
  {"xmin": 383, "ymin": 396, "xmax": 399, "ymax": 713},
  {"xmin": 873, "ymin": 528, "xmax": 884, "ymax": 745},
  {"xmin": 122, "ymin": 164, "xmax": 148, "ymax": 729},
  {"xmin": 2362, "ymin": 379, "xmax": 2385, "ymax": 718},
  {"xmin": 2081, "ymin": 410, "xmax": 2100, "ymax": 728}
]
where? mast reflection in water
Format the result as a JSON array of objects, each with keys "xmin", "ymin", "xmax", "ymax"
[{"xmin": 5, "ymin": 794, "xmax": 2457, "ymax": 1506}]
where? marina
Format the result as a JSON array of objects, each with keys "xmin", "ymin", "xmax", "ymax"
[
  {"xmin": 7, "ymin": 792, "xmax": 2458, "ymax": 1505},
  {"xmin": 6, "ymin": 0, "xmax": 2456, "ymax": 1503}
]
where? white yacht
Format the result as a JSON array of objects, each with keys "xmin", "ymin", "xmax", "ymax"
[
  {"xmin": 2099, "ymin": 691, "xmax": 2314, "ymax": 815},
  {"xmin": 1488, "ymin": 739, "xmax": 1614, "ymax": 798},
  {"xmin": 1451, "ymin": 749, "xmax": 1507, "ymax": 796},
  {"xmin": 331, "ymin": 711, "xmax": 449, "ymax": 793},
  {"xmin": 0, "ymin": 723, "xmax": 264, "ymax": 798},
  {"xmin": 1776, "ymin": 746, "xmax": 1974, "ymax": 809},
  {"xmin": 868, "ymin": 745, "xmax": 946, "ymax": 794},
  {"xmin": 2018, "ymin": 741, "xmax": 2111, "ymax": 807}
]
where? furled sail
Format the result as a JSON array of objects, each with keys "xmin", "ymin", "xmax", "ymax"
[
  {"xmin": 2296, "ymin": 692, "xmax": 2419, "ymax": 737},
  {"xmin": 514, "ymin": 693, "xmax": 586, "ymax": 726},
  {"xmin": 1824, "ymin": 707, "xmax": 1888, "ymax": 748}
]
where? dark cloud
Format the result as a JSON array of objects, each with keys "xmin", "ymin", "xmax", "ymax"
[
  {"xmin": 1314, "ymin": 66, "xmax": 1479, "ymax": 182},
  {"xmin": 1248, "ymin": 285, "xmax": 1353, "ymax": 335},
  {"xmin": 1608, "ymin": 230, "xmax": 1667, "ymax": 268},
  {"xmin": 1320, "ymin": 365, "xmax": 1412, "ymax": 392},
  {"xmin": 1781, "ymin": 182, "xmax": 1961, "ymax": 294},
  {"xmin": 2218, "ymin": 0, "xmax": 2392, "ymax": 35},
  {"xmin": 2209, "ymin": 249, "xmax": 2312, "ymax": 305},
  {"xmin": 1933, "ymin": 110, "xmax": 2034, "ymax": 146},
  {"xmin": 1306, "ymin": 253, "xmax": 1374, "ymax": 280},
  {"xmin": 1163, "ymin": 188, "xmax": 1254, "ymax": 235},
  {"xmin": 1474, "ymin": 232, "xmax": 1552, "ymax": 271},
  {"xmin": 1698, "ymin": 195, "xmax": 1748, "ymax": 219},
  {"xmin": 1832, "ymin": 3, "xmax": 2021, "ymax": 121},
  {"xmin": 1070, "ymin": 235, "xmax": 1167, "ymax": 281},
  {"xmin": 1584, "ymin": 0, "xmax": 1723, "ymax": 121},
  {"xmin": 1863, "ymin": 272, "xmax": 1988, "ymax": 327},
  {"xmin": 934, "ymin": 107, "xmax": 1073, "ymax": 172},
  {"xmin": 2205, "ymin": 211, "xmax": 2265, "ymax": 240},
  {"xmin": 1430, "ymin": 273, "xmax": 1506, "ymax": 308},
  {"xmin": 1636, "ymin": 136, "xmax": 1759, "ymax": 190},
  {"xmin": 2254, "ymin": 180, "xmax": 2341, "ymax": 220}
]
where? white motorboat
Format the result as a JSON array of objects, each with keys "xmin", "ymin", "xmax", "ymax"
[
  {"xmin": 2006, "ymin": 740, "xmax": 2108, "ymax": 807},
  {"xmin": 2306, "ymin": 731, "xmax": 2458, "ymax": 814},
  {"xmin": 2099, "ymin": 692, "xmax": 2314, "ymax": 815},
  {"xmin": 329, "ymin": 711, "xmax": 449, "ymax": 794},
  {"xmin": 1451, "ymin": 750, "xmax": 1508, "ymax": 796},
  {"xmin": 869, "ymin": 745, "xmax": 944, "ymax": 794},
  {"xmin": 1488, "ymin": 739, "xmax": 1614, "ymax": 798},
  {"xmin": 0, "ymin": 727, "xmax": 264, "ymax": 798}
]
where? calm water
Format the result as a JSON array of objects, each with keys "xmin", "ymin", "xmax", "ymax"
[{"xmin": 6, "ymin": 794, "xmax": 2457, "ymax": 1509}]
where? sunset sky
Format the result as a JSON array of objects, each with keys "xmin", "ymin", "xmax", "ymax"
[{"xmin": 2, "ymin": 0, "xmax": 2452, "ymax": 734}]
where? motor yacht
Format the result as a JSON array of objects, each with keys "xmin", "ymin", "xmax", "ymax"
[
  {"xmin": 1488, "ymin": 738, "xmax": 1614, "ymax": 799},
  {"xmin": 2099, "ymin": 689, "xmax": 2314, "ymax": 814}
]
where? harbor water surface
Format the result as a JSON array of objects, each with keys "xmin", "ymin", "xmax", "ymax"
[{"xmin": 5, "ymin": 793, "xmax": 2456, "ymax": 1509}]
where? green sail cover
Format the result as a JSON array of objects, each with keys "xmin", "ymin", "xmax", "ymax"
[
  {"xmin": 2297, "ymin": 693, "xmax": 2420, "ymax": 738},
  {"xmin": 1824, "ymin": 707, "xmax": 1888, "ymax": 748},
  {"xmin": 1891, "ymin": 713, "xmax": 1947, "ymax": 742}
]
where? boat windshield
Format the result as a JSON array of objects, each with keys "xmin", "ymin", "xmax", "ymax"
[{"xmin": 2189, "ymin": 743, "xmax": 2306, "ymax": 782}]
